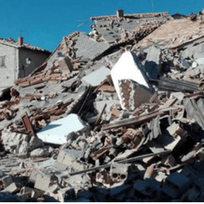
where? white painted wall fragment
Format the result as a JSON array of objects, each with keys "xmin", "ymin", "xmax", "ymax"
[
  {"xmin": 36, "ymin": 114, "xmax": 89, "ymax": 145},
  {"xmin": 111, "ymin": 51, "xmax": 154, "ymax": 110}
]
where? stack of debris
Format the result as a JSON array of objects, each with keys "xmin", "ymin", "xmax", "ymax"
[{"xmin": 1, "ymin": 10, "xmax": 204, "ymax": 201}]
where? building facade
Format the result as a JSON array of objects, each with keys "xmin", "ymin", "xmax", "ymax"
[{"xmin": 0, "ymin": 37, "xmax": 50, "ymax": 89}]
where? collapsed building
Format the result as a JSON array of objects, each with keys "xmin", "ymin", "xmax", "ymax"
[{"xmin": 1, "ymin": 10, "xmax": 204, "ymax": 201}]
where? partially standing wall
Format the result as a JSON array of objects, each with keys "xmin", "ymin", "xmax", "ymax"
[{"xmin": 0, "ymin": 43, "xmax": 18, "ymax": 90}]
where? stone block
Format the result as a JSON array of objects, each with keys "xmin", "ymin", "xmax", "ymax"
[
  {"xmin": 57, "ymin": 149, "xmax": 85, "ymax": 171},
  {"xmin": 192, "ymin": 61, "xmax": 197, "ymax": 68},
  {"xmin": 30, "ymin": 148, "xmax": 49, "ymax": 157},
  {"xmin": 28, "ymin": 171, "xmax": 39, "ymax": 184},
  {"xmin": 4, "ymin": 182, "xmax": 21, "ymax": 194},
  {"xmin": 34, "ymin": 174, "xmax": 51, "ymax": 192}
]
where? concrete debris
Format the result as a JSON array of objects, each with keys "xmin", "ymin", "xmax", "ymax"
[
  {"xmin": 111, "ymin": 51, "xmax": 154, "ymax": 111},
  {"xmin": 144, "ymin": 46, "xmax": 161, "ymax": 80},
  {"xmin": 1, "ymin": 9, "xmax": 204, "ymax": 202},
  {"xmin": 36, "ymin": 114, "xmax": 90, "ymax": 144},
  {"xmin": 3, "ymin": 182, "xmax": 21, "ymax": 194},
  {"xmin": 34, "ymin": 173, "xmax": 52, "ymax": 192},
  {"xmin": 82, "ymin": 66, "xmax": 110, "ymax": 87}
]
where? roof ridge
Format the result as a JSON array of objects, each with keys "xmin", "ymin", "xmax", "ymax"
[
  {"xmin": 0, "ymin": 38, "xmax": 50, "ymax": 52},
  {"xmin": 90, "ymin": 12, "xmax": 169, "ymax": 21}
]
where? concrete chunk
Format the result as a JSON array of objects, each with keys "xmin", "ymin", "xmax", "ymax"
[
  {"xmin": 28, "ymin": 171, "xmax": 39, "ymax": 184},
  {"xmin": 82, "ymin": 66, "xmax": 110, "ymax": 87},
  {"xmin": 0, "ymin": 175, "xmax": 13, "ymax": 189},
  {"xmin": 34, "ymin": 174, "xmax": 51, "ymax": 192},
  {"xmin": 30, "ymin": 148, "xmax": 49, "ymax": 157},
  {"xmin": 94, "ymin": 100, "xmax": 119, "ymax": 114},
  {"xmin": 57, "ymin": 149, "xmax": 85, "ymax": 171},
  {"xmin": 19, "ymin": 186, "xmax": 33, "ymax": 195},
  {"xmin": 4, "ymin": 182, "xmax": 21, "ymax": 194},
  {"xmin": 111, "ymin": 51, "xmax": 154, "ymax": 110},
  {"xmin": 144, "ymin": 46, "xmax": 161, "ymax": 79},
  {"xmin": 57, "ymin": 149, "xmax": 84, "ymax": 164},
  {"xmin": 110, "ymin": 163, "xmax": 129, "ymax": 186},
  {"xmin": 196, "ymin": 58, "xmax": 204, "ymax": 65},
  {"xmin": 37, "ymin": 114, "xmax": 89, "ymax": 144}
]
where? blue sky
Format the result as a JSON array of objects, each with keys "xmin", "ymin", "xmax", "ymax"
[{"xmin": 1, "ymin": 0, "xmax": 204, "ymax": 51}]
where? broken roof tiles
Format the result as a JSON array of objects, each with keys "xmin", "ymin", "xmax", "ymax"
[
  {"xmin": 68, "ymin": 32, "xmax": 110, "ymax": 60},
  {"xmin": 138, "ymin": 17, "xmax": 204, "ymax": 49}
]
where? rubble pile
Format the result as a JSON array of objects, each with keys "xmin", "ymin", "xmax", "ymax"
[{"xmin": 1, "ymin": 10, "xmax": 204, "ymax": 201}]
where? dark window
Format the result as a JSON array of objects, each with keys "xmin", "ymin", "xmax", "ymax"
[{"xmin": 0, "ymin": 56, "xmax": 6, "ymax": 67}]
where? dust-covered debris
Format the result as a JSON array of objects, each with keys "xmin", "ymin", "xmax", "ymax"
[{"xmin": 1, "ymin": 9, "xmax": 204, "ymax": 202}]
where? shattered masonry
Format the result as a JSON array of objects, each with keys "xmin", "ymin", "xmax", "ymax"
[{"xmin": 1, "ymin": 9, "xmax": 204, "ymax": 202}]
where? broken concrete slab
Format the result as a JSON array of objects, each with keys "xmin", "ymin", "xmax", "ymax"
[
  {"xmin": 57, "ymin": 149, "xmax": 86, "ymax": 171},
  {"xmin": 94, "ymin": 100, "xmax": 119, "ymax": 114},
  {"xmin": 144, "ymin": 46, "xmax": 161, "ymax": 80},
  {"xmin": 36, "ymin": 114, "xmax": 90, "ymax": 144},
  {"xmin": 111, "ymin": 51, "xmax": 154, "ymax": 110},
  {"xmin": 34, "ymin": 173, "xmax": 51, "ymax": 192},
  {"xmin": 3, "ymin": 182, "xmax": 21, "ymax": 194},
  {"xmin": 82, "ymin": 66, "xmax": 110, "ymax": 87}
]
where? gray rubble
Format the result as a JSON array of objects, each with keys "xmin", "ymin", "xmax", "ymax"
[{"xmin": 1, "ymin": 9, "xmax": 204, "ymax": 202}]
